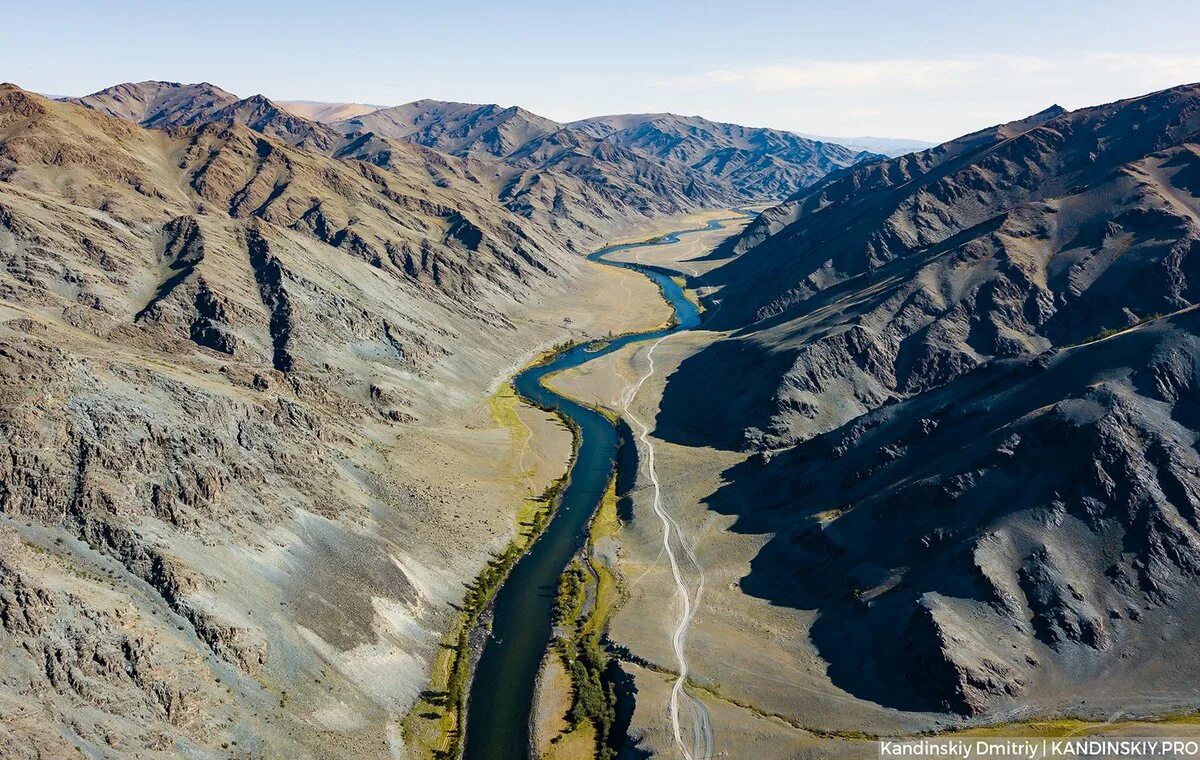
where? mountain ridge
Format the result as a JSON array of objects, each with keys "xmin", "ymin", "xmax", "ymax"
[{"xmin": 653, "ymin": 80, "xmax": 1200, "ymax": 720}]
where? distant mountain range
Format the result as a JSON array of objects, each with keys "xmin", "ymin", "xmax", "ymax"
[
  {"xmin": 568, "ymin": 112, "xmax": 881, "ymax": 197},
  {"xmin": 275, "ymin": 99, "xmax": 385, "ymax": 122},
  {"xmin": 63, "ymin": 81, "xmax": 886, "ymax": 249},
  {"xmin": 336, "ymin": 99, "xmax": 882, "ymax": 201},
  {"xmin": 659, "ymin": 83, "xmax": 1200, "ymax": 719},
  {"xmin": 794, "ymin": 132, "xmax": 935, "ymax": 156}
]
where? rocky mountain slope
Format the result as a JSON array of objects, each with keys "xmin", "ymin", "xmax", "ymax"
[
  {"xmin": 570, "ymin": 112, "xmax": 881, "ymax": 198},
  {"xmin": 658, "ymin": 83, "xmax": 1200, "ymax": 719},
  {"xmin": 344, "ymin": 103, "xmax": 879, "ymax": 200},
  {"xmin": 335, "ymin": 99, "xmax": 750, "ymax": 246},
  {"xmin": 64, "ymin": 80, "xmax": 239, "ymax": 128},
  {"xmin": 68, "ymin": 85, "xmax": 741, "ymax": 250},
  {"xmin": 338, "ymin": 99, "xmax": 562, "ymax": 160},
  {"xmin": 69, "ymin": 82, "xmax": 345, "ymax": 153},
  {"xmin": 70, "ymin": 84, "xmax": 885, "ymax": 252},
  {"xmin": 0, "ymin": 83, "xmax": 606, "ymax": 755}
]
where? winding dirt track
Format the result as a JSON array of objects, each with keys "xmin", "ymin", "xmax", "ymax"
[{"xmin": 619, "ymin": 336, "xmax": 712, "ymax": 760}]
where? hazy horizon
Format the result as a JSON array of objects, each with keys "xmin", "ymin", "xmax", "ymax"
[{"xmin": 6, "ymin": 0, "xmax": 1200, "ymax": 142}]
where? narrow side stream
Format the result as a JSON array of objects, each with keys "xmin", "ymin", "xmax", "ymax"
[{"xmin": 462, "ymin": 218, "xmax": 732, "ymax": 759}]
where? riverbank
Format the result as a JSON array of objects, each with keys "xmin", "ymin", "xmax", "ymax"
[
  {"xmin": 532, "ymin": 470, "xmax": 627, "ymax": 759},
  {"xmin": 400, "ymin": 382, "xmax": 580, "ymax": 760},
  {"xmin": 544, "ymin": 214, "xmax": 761, "ymax": 758},
  {"xmin": 457, "ymin": 215, "xmax": 728, "ymax": 759},
  {"xmin": 392, "ymin": 223, "xmax": 674, "ymax": 759},
  {"xmin": 514, "ymin": 205, "xmax": 1200, "ymax": 759}
]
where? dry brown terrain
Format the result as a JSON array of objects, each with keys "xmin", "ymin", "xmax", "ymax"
[
  {"xmin": 0, "ymin": 83, "xmax": 678, "ymax": 757},
  {"xmin": 14, "ymin": 70, "xmax": 1200, "ymax": 760}
]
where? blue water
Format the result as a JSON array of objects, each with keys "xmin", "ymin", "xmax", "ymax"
[{"xmin": 461, "ymin": 217, "xmax": 735, "ymax": 760}]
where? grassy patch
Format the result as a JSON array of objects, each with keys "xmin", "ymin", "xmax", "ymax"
[
  {"xmin": 486, "ymin": 383, "xmax": 533, "ymax": 483},
  {"xmin": 544, "ymin": 717, "xmax": 598, "ymax": 760},
  {"xmin": 583, "ymin": 478, "xmax": 621, "ymax": 641},
  {"xmin": 944, "ymin": 711, "xmax": 1200, "ymax": 738}
]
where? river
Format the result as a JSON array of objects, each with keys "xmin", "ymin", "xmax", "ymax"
[{"xmin": 462, "ymin": 216, "xmax": 737, "ymax": 760}]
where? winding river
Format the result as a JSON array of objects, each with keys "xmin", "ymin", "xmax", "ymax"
[{"xmin": 462, "ymin": 216, "xmax": 736, "ymax": 760}]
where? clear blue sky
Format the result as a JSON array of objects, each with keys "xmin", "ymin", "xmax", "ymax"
[{"xmin": 5, "ymin": 0, "xmax": 1200, "ymax": 141}]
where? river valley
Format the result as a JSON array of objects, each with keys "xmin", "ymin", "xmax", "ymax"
[{"xmin": 462, "ymin": 216, "xmax": 743, "ymax": 760}]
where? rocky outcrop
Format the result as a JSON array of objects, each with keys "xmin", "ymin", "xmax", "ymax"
[
  {"xmin": 0, "ymin": 530, "xmax": 223, "ymax": 750},
  {"xmin": 1019, "ymin": 548, "xmax": 1111, "ymax": 651},
  {"xmin": 245, "ymin": 226, "xmax": 296, "ymax": 372},
  {"xmin": 189, "ymin": 278, "xmax": 238, "ymax": 354}
]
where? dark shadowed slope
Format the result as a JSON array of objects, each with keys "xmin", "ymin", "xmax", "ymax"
[
  {"xmin": 704, "ymin": 312, "xmax": 1200, "ymax": 716},
  {"xmin": 672, "ymin": 86, "xmax": 1200, "ymax": 448},
  {"xmin": 657, "ymin": 83, "xmax": 1200, "ymax": 719}
]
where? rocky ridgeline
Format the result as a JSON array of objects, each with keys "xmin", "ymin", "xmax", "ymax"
[{"xmin": 661, "ymin": 83, "xmax": 1200, "ymax": 718}]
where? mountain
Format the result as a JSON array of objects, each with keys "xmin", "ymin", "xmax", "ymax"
[
  {"xmin": 795, "ymin": 132, "xmax": 935, "ymax": 157},
  {"xmin": 69, "ymin": 82, "xmax": 344, "ymax": 153},
  {"xmin": 491, "ymin": 126, "xmax": 735, "ymax": 242},
  {"xmin": 657, "ymin": 83, "xmax": 1200, "ymax": 718},
  {"xmin": 337, "ymin": 99, "xmax": 563, "ymax": 160},
  {"xmin": 66, "ymin": 86, "xmax": 765, "ymax": 250},
  {"xmin": 65, "ymin": 80, "xmax": 239, "ymax": 127},
  {"xmin": 0, "ymin": 83, "xmax": 601, "ymax": 753},
  {"xmin": 276, "ymin": 99, "xmax": 385, "ymax": 123},
  {"xmin": 570, "ymin": 112, "xmax": 883, "ymax": 198},
  {"xmin": 335, "ymin": 99, "xmax": 748, "ymax": 247},
  {"xmin": 333, "ymin": 100, "xmax": 881, "ymax": 246},
  {"xmin": 74, "ymin": 87, "xmax": 883, "ymax": 210},
  {"xmin": 206, "ymin": 93, "xmax": 345, "ymax": 151},
  {"xmin": 341, "ymin": 100, "xmax": 882, "ymax": 202}
]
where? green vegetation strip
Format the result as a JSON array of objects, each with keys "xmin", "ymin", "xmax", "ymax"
[
  {"xmin": 401, "ymin": 382, "xmax": 580, "ymax": 760},
  {"xmin": 545, "ymin": 472, "xmax": 625, "ymax": 760},
  {"xmin": 615, "ymin": 657, "xmax": 1200, "ymax": 745}
]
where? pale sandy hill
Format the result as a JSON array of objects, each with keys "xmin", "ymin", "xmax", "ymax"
[{"xmin": 277, "ymin": 99, "xmax": 386, "ymax": 123}]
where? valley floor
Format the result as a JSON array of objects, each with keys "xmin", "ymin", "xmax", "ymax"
[{"xmin": 545, "ymin": 214, "xmax": 1200, "ymax": 758}]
